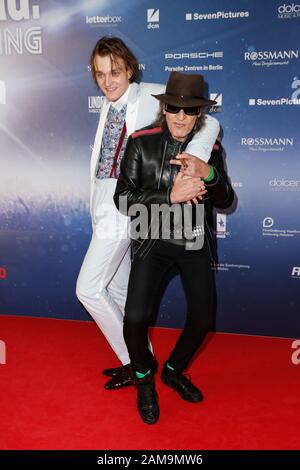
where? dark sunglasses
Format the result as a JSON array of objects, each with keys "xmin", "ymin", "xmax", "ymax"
[{"xmin": 165, "ymin": 103, "xmax": 201, "ymax": 116}]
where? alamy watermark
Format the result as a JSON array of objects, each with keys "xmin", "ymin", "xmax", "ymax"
[{"xmin": 95, "ymin": 198, "xmax": 205, "ymax": 250}]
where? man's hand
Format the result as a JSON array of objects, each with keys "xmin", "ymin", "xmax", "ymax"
[
  {"xmin": 170, "ymin": 172, "xmax": 207, "ymax": 205},
  {"xmin": 170, "ymin": 152, "xmax": 211, "ymax": 179}
]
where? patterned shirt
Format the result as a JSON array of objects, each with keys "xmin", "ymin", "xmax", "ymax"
[{"xmin": 96, "ymin": 104, "xmax": 128, "ymax": 179}]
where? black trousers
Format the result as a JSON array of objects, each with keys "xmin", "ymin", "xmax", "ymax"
[{"xmin": 123, "ymin": 240, "xmax": 214, "ymax": 373}]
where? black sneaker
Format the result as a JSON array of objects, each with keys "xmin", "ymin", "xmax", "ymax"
[
  {"xmin": 134, "ymin": 374, "xmax": 159, "ymax": 424},
  {"xmin": 161, "ymin": 363, "xmax": 203, "ymax": 403}
]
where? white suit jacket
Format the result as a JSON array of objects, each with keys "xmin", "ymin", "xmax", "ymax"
[{"xmin": 89, "ymin": 82, "xmax": 220, "ymax": 206}]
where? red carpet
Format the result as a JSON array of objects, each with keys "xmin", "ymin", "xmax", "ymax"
[{"xmin": 0, "ymin": 315, "xmax": 299, "ymax": 450}]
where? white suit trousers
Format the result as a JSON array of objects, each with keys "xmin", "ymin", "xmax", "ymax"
[{"xmin": 76, "ymin": 178, "xmax": 131, "ymax": 365}]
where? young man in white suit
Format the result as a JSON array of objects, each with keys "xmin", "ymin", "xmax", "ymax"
[{"xmin": 76, "ymin": 37, "xmax": 220, "ymax": 389}]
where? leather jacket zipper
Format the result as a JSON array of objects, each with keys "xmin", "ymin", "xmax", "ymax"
[{"xmin": 158, "ymin": 141, "xmax": 168, "ymax": 190}]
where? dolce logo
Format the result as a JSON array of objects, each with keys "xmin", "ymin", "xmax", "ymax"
[
  {"xmin": 269, "ymin": 178, "xmax": 300, "ymax": 187},
  {"xmin": 278, "ymin": 3, "xmax": 300, "ymax": 13}
]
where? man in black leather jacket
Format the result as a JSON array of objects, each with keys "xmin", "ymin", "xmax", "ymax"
[{"xmin": 114, "ymin": 72, "xmax": 234, "ymax": 424}]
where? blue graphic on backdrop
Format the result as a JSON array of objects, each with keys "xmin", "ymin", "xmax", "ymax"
[{"xmin": 0, "ymin": 0, "xmax": 299, "ymax": 337}]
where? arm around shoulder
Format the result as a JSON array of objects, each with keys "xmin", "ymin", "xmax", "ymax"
[{"xmin": 185, "ymin": 114, "xmax": 220, "ymax": 161}]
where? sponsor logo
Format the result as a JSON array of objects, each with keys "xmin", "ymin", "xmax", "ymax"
[
  {"xmin": 291, "ymin": 266, "xmax": 300, "ymax": 277},
  {"xmin": 249, "ymin": 77, "xmax": 300, "ymax": 106},
  {"xmin": 88, "ymin": 96, "xmax": 103, "ymax": 113},
  {"xmin": 263, "ymin": 217, "xmax": 274, "ymax": 228},
  {"xmin": 0, "ymin": 340, "xmax": 6, "ymax": 365},
  {"xmin": 0, "ymin": 0, "xmax": 42, "ymax": 55},
  {"xmin": 0, "ymin": 0, "xmax": 40, "ymax": 21},
  {"xmin": 0, "ymin": 79, "xmax": 5, "ymax": 104},
  {"xmin": 212, "ymin": 262, "xmax": 250, "ymax": 272},
  {"xmin": 249, "ymin": 97, "xmax": 300, "ymax": 106},
  {"xmin": 165, "ymin": 52, "xmax": 224, "ymax": 60},
  {"xmin": 209, "ymin": 93, "xmax": 222, "ymax": 113},
  {"xmin": 262, "ymin": 218, "xmax": 300, "ymax": 238},
  {"xmin": 139, "ymin": 63, "xmax": 145, "ymax": 71},
  {"xmin": 241, "ymin": 137, "xmax": 294, "ymax": 152},
  {"xmin": 269, "ymin": 178, "xmax": 300, "ymax": 191},
  {"xmin": 291, "ymin": 340, "xmax": 300, "ymax": 365},
  {"xmin": 231, "ymin": 181, "xmax": 244, "ymax": 188},
  {"xmin": 216, "ymin": 213, "xmax": 229, "ymax": 238},
  {"xmin": 147, "ymin": 8, "xmax": 159, "ymax": 29},
  {"xmin": 186, "ymin": 10, "xmax": 249, "ymax": 21},
  {"xmin": 244, "ymin": 48, "xmax": 298, "ymax": 67},
  {"xmin": 278, "ymin": 3, "xmax": 300, "ymax": 19},
  {"xmin": 86, "ymin": 15, "xmax": 122, "ymax": 25},
  {"xmin": 164, "ymin": 51, "xmax": 224, "ymax": 73},
  {"xmin": 0, "ymin": 266, "xmax": 7, "ymax": 278}
]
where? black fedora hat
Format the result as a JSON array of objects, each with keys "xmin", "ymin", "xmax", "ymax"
[{"xmin": 152, "ymin": 71, "xmax": 216, "ymax": 107}]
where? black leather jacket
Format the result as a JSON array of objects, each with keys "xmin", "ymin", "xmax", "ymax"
[{"xmin": 114, "ymin": 124, "xmax": 234, "ymax": 259}]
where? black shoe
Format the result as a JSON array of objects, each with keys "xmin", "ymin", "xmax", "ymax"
[
  {"xmin": 135, "ymin": 374, "xmax": 159, "ymax": 424},
  {"xmin": 161, "ymin": 363, "xmax": 203, "ymax": 403},
  {"xmin": 104, "ymin": 365, "xmax": 133, "ymax": 390},
  {"xmin": 102, "ymin": 358, "xmax": 158, "ymax": 377},
  {"xmin": 102, "ymin": 364, "xmax": 131, "ymax": 377}
]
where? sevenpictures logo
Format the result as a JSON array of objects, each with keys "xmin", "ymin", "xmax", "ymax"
[
  {"xmin": 147, "ymin": 8, "xmax": 159, "ymax": 29},
  {"xmin": 0, "ymin": 0, "xmax": 42, "ymax": 55},
  {"xmin": 241, "ymin": 137, "xmax": 294, "ymax": 152},
  {"xmin": 249, "ymin": 77, "xmax": 300, "ymax": 106},
  {"xmin": 185, "ymin": 10, "xmax": 249, "ymax": 21},
  {"xmin": 278, "ymin": 3, "xmax": 300, "ymax": 18},
  {"xmin": 244, "ymin": 48, "xmax": 298, "ymax": 67}
]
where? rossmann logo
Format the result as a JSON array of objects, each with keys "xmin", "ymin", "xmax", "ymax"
[
  {"xmin": 278, "ymin": 3, "xmax": 300, "ymax": 18},
  {"xmin": 165, "ymin": 52, "xmax": 223, "ymax": 60},
  {"xmin": 241, "ymin": 137, "xmax": 294, "ymax": 152},
  {"xmin": 147, "ymin": 8, "xmax": 159, "ymax": 29},
  {"xmin": 0, "ymin": 0, "xmax": 42, "ymax": 55},
  {"xmin": 244, "ymin": 49, "xmax": 298, "ymax": 67},
  {"xmin": 186, "ymin": 10, "xmax": 249, "ymax": 21}
]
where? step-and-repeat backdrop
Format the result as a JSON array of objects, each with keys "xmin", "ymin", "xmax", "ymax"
[{"xmin": 0, "ymin": 0, "xmax": 299, "ymax": 337}]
